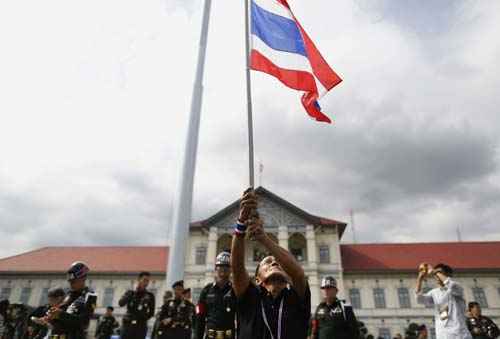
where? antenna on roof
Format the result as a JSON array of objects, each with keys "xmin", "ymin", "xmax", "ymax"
[
  {"xmin": 456, "ymin": 226, "xmax": 462, "ymax": 242},
  {"xmin": 350, "ymin": 209, "xmax": 357, "ymax": 244},
  {"xmin": 258, "ymin": 160, "xmax": 264, "ymax": 187}
]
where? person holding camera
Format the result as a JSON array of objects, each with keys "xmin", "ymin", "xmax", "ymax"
[
  {"xmin": 415, "ymin": 263, "xmax": 471, "ymax": 339},
  {"xmin": 231, "ymin": 189, "xmax": 311, "ymax": 339},
  {"xmin": 466, "ymin": 302, "xmax": 499, "ymax": 339}
]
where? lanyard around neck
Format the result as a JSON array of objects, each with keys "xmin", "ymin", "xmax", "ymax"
[{"xmin": 261, "ymin": 297, "xmax": 284, "ymax": 339}]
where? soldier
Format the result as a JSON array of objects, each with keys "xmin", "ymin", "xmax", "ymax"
[
  {"xmin": 28, "ymin": 287, "xmax": 65, "ymax": 339},
  {"xmin": 118, "ymin": 271, "xmax": 155, "ymax": 339},
  {"xmin": 155, "ymin": 281, "xmax": 194, "ymax": 339},
  {"xmin": 467, "ymin": 302, "xmax": 499, "ymax": 339},
  {"xmin": 45, "ymin": 261, "xmax": 98, "ymax": 339},
  {"xmin": 195, "ymin": 251, "xmax": 236, "ymax": 339},
  {"xmin": 0, "ymin": 299, "xmax": 9, "ymax": 339},
  {"xmin": 95, "ymin": 307, "xmax": 119, "ymax": 339},
  {"xmin": 311, "ymin": 276, "xmax": 360, "ymax": 339}
]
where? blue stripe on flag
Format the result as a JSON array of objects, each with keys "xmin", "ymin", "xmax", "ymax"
[{"xmin": 251, "ymin": 1, "xmax": 307, "ymax": 57}]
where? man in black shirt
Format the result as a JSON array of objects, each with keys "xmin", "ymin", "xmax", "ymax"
[
  {"xmin": 155, "ymin": 280, "xmax": 194, "ymax": 339},
  {"xmin": 231, "ymin": 189, "xmax": 311, "ymax": 339},
  {"xmin": 118, "ymin": 271, "xmax": 156, "ymax": 339},
  {"xmin": 95, "ymin": 306, "xmax": 119, "ymax": 339},
  {"xmin": 311, "ymin": 276, "xmax": 359, "ymax": 339},
  {"xmin": 195, "ymin": 251, "xmax": 236, "ymax": 339}
]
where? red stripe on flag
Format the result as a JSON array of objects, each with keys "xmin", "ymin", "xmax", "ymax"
[
  {"xmin": 251, "ymin": 50, "xmax": 332, "ymax": 123},
  {"xmin": 295, "ymin": 22, "xmax": 342, "ymax": 91}
]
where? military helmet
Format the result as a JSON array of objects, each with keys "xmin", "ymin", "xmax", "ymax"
[
  {"xmin": 215, "ymin": 251, "xmax": 231, "ymax": 267},
  {"xmin": 67, "ymin": 261, "xmax": 90, "ymax": 281},
  {"xmin": 320, "ymin": 276, "xmax": 337, "ymax": 289}
]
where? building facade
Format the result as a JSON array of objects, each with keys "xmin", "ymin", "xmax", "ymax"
[{"xmin": 1, "ymin": 187, "xmax": 499, "ymax": 338}]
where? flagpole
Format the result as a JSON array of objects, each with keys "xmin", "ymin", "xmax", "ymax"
[
  {"xmin": 245, "ymin": 0, "xmax": 255, "ymax": 188},
  {"xmin": 166, "ymin": 0, "xmax": 212, "ymax": 288}
]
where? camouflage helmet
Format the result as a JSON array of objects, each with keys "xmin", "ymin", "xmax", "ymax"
[
  {"xmin": 215, "ymin": 251, "xmax": 231, "ymax": 267},
  {"xmin": 320, "ymin": 276, "xmax": 337, "ymax": 289}
]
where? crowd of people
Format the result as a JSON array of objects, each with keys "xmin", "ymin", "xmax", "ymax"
[{"xmin": 0, "ymin": 189, "xmax": 499, "ymax": 339}]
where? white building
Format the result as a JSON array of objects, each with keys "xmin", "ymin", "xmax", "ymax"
[{"xmin": 1, "ymin": 187, "xmax": 499, "ymax": 338}]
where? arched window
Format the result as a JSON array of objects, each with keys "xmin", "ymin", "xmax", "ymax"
[
  {"xmin": 288, "ymin": 233, "xmax": 307, "ymax": 262},
  {"xmin": 217, "ymin": 234, "xmax": 232, "ymax": 255}
]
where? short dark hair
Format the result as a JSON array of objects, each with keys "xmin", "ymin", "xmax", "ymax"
[
  {"xmin": 138, "ymin": 271, "xmax": 151, "ymax": 279},
  {"xmin": 468, "ymin": 301, "xmax": 480, "ymax": 310},
  {"xmin": 434, "ymin": 263, "xmax": 453, "ymax": 277},
  {"xmin": 47, "ymin": 287, "xmax": 65, "ymax": 298},
  {"xmin": 106, "ymin": 306, "xmax": 114, "ymax": 311}
]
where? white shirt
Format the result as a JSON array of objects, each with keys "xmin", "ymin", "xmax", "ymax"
[{"xmin": 416, "ymin": 278, "xmax": 471, "ymax": 339}]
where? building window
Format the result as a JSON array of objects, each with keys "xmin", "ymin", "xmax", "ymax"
[
  {"xmin": 0, "ymin": 287, "xmax": 12, "ymax": 300},
  {"xmin": 429, "ymin": 327, "xmax": 436, "ymax": 339},
  {"xmin": 422, "ymin": 287, "xmax": 434, "ymax": 308},
  {"xmin": 379, "ymin": 328, "xmax": 391, "ymax": 339},
  {"xmin": 39, "ymin": 288, "xmax": 49, "ymax": 306},
  {"xmin": 373, "ymin": 288, "xmax": 386, "ymax": 309},
  {"xmin": 288, "ymin": 233, "xmax": 307, "ymax": 262},
  {"xmin": 102, "ymin": 288, "xmax": 115, "ymax": 307},
  {"xmin": 349, "ymin": 288, "xmax": 362, "ymax": 309},
  {"xmin": 20, "ymin": 287, "xmax": 32, "ymax": 305},
  {"xmin": 398, "ymin": 288, "xmax": 411, "ymax": 308},
  {"xmin": 319, "ymin": 245, "xmax": 330, "ymax": 264},
  {"xmin": 472, "ymin": 287, "xmax": 488, "ymax": 308},
  {"xmin": 195, "ymin": 246, "xmax": 207, "ymax": 265}
]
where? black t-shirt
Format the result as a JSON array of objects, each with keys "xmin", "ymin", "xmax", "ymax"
[{"xmin": 237, "ymin": 283, "xmax": 311, "ymax": 339}]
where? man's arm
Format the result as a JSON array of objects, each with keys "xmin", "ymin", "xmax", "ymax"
[
  {"xmin": 118, "ymin": 290, "xmax": 133, "ymax": 307},
  {"xmin": 415, "ymin": 271, "xmax": 433, "ymax": 305},
  {"xmin": 231, "ymin": 190, "xmax": 257, "ymax": 298},
  {"xmin": 249, "ymin": 218, "xmax": 307, "ymax": 298},
  {"xmin": 231, "ymin": 233, "xmax": 251, "ymax": 298}
]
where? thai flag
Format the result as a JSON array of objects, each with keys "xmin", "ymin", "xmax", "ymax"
[{"xmin": 250, "ymin": 0, "xmax": 342, "ymax": 123}]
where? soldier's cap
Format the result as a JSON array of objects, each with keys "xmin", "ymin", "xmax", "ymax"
[
  {"xmin": 172, "ymin": 280, "xmax": 184, "ymax": 289},
  {"xmin": 215, "ymin": 251, "xmax": 231, "ymax": 267},
  {"xmin": 106, "ymin": 306, "xmax": 114, "ymax": 311},
  {"xmin": 320, "ymin": 276, "xmax": 337, "ymax": 289},
  {"xmin": 47, "ymin": 287, "xmax": 65, "ymax": 298}
]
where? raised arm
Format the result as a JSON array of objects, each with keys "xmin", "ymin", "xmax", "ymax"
[
  {"xmin": 231, "ymin": 190, "xmax": 257, "ymax": 297},
  {"xmin": 248, "ymin": 217, "xmax": 307, "ymax": 298}
]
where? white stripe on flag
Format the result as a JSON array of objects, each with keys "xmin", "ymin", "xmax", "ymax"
[
  {"xmin": 252, "ymin": 0, "xmax": 293, "ymax": 20},
  {"xmin": 252, "ymin": 35, "xmax": 328, "ymax": 94}
]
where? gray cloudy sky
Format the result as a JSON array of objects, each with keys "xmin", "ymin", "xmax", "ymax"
[{"xmin": 1, "ymin": 0, "xmax": 500, "ymax": 258}]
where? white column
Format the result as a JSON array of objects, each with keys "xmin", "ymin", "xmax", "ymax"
[
  {"xmin": 278, "ymin": 225, "xmax": 289, "ymax": 250},
  {"xmin": 204, "ymin": 226, "xmax": 218, "ymax": 283},
  {"xmin": 306, "ymin": 225, "xmax": 318, "ymax": 266},
  {"xmin": 206, "ymin": 227, "xmax": 218, "ymax": 267}
]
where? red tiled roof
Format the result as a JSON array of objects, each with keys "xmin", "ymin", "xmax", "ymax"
[
  {"xmin": 0, "ymin": 247, "xmax": 168, "ymax": 274},
  {"xmin": 341, "ymin": 242, "xmax": 500, "ymax": 272},
  {"xmin": 2, "ymin": 242, "xmax": 499, "ymax": 275}
]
